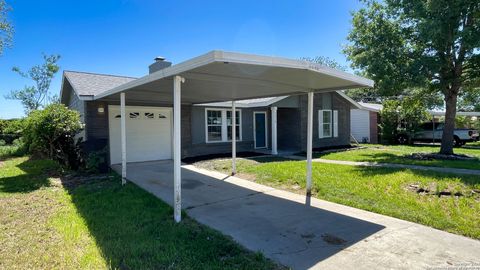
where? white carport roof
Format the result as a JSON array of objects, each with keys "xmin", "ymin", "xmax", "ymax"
[{"xmin": 96, "ymin": 50, "xmax": 373, "ymax": 103}]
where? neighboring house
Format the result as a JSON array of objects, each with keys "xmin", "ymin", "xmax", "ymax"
[
  {"xmin": 350, "ymin": 102, "xmax": 381, "ymax": 143},
  {"xmin": 60, "ymin": 56, "xmax": 363, "ymax": 165}
]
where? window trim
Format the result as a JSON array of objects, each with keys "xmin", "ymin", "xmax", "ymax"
[
  {"xmin": 205, "ymin": 108, "xmax": 242, "ymax": 143},
  {"xmin": 318, "ymin": 110, "xmax": 338, "ymax": 139}
]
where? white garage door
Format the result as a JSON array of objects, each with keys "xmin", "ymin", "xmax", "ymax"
[
  {"xmin": 109, "ymin": 105, "xmax": 172, "ymax": 164},
  {"xmin": 350, "ymin": 109, "xmax": 371, "ymax": 143}
]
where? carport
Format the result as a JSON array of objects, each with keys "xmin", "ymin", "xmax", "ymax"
[{"xmin": 94, "ymin": 50, "xmax": 374, "ymax": 222}]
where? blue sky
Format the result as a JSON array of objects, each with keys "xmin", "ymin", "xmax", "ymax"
[{"xmin": 0, "ymin": 0, "xmax": 362, "ymax": 119}]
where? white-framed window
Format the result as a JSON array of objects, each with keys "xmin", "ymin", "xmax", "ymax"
[
  {"xmin": 205, "ymin": 108, "xmax": 242, "ymax": 143},
  {"xmin": 319, "ymin": 110, "xmax": 338, "ymax": 138}
]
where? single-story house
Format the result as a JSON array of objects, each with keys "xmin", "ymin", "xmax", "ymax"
[
  {"xmin": 61, "ymin": 59, "xmax": 363, "ymax": 165},
  {"xmin": 59, "ymin": 50, "xmax": 374, "ymax": 222},
  {"xmin": 350, "ymin": 102, "xmax": 381, "ymax": 143}
]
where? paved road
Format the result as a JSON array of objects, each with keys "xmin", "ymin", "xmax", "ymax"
[{"xmin": 113, "ymin": 161, "xmax": 480, "ymax": 270}]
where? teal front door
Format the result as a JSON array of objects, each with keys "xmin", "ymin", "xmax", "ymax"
[{"xmin": 254, "ymin": 112, "xmax": 267, "ymax": 148}]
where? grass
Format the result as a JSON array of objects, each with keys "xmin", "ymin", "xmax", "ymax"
[
  {"xmin": 466, "ymin": 141, "xmax": 480, "ymax": 148},
  {"xmin": 193, "ymin": 157, "xmax": 480, "ymax": 239},
  {"xmin": 0, "ymin": 154, "xmax": 281, "ymax": 269},
  {"xmin": 316, "ymin": 144, "xmax": 480, "ymax": 170}
]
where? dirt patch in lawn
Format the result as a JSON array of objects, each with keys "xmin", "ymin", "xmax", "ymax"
[
  {"xmin": 405, "ymin": 153, "xmax": 477, "ymax": 161},
  {"xmin": 405, "ymin": 183, "xmax": 480, "ymax": 198}
]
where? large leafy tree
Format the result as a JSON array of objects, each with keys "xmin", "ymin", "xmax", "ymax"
[
  {"xmin": 0, "ymin": 0, "xmax": 13, "ymax": 55},
  {"xmin": 6, "ymin": 54, "xmax": 61, "ymax": 113},
  {"xmin": 458, "ymin": 89, "xmax": 480, "ymax": 111},
  {"xmin": 345, "ymin": 0, "xmax": 480, "ymax": 155}
]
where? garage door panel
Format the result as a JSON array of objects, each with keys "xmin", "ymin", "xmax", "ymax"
[{"xmin": 109, "ymin": 106, "xmax": 172, "ymax": 164}]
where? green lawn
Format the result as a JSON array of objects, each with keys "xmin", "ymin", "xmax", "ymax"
[
  {"xmin": 316, "ymin": 144, "xmax": 480, "ymax": 170},
  {"xmin": 0, "ymin": 154, "xmax": 281, "ymax": 269},
  {"xmin": 193, "ymin": 157, "xmax": 480, "ymax": 239},
  {"xmin": 466, "ymin": 141, "xmax": 480, "ymax": 148}
]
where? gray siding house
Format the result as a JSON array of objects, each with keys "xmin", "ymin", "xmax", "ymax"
[{"xmin": 60, "ymin": 58, "xmax": 361, "ymax": 165}]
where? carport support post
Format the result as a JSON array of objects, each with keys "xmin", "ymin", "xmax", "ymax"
[
  {"xmin": 306, "ymin": 92, "xmax": 313, "ymax": 196},
  {"xmin": 271, "ymin": 106, "xmax": 278, "ymax": 155},
  {"xmin": 232, "ymin": 100, "xmax": 236, "ymax": 175},
  {"xmin": 173, "ymin": 75, "xmax": 185, "ymax": 223},
  {"xmin": 120, "ymin": 92, "xmax": 127, "ymax": 185}
]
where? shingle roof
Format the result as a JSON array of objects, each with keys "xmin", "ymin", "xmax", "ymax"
[{"xmin": 64, "ymin": 71, "xmax": 137, "ymax": 96}]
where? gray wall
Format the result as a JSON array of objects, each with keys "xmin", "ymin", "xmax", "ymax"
[
  {"xmin": 185, "ymin": 106, "xmax": 266, "ymax": 157},
  {"xmin": 298, "ymin": 92, "xmax": 351, "ymax": 151},
  {"xmin": 277, "ymin": 108, "xmax": 301, "ymax": 150},
  {"xmin": 77, "ymin": 91, "xmax": 352, "ymax": 160}
]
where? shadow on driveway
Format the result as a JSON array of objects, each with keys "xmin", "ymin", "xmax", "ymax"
[{"xmin": 112, "ymin": 161, "xmax": 385, "ymax": 269}]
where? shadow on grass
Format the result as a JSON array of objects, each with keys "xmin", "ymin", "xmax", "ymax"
[
  {"xmin": 0, "ymin": 158, "xmax": 58, "ymax": 194},
  {"xmin": 69, "ymin": 161, "xmax": 386, "ymax": 269},
  {"xmin": 60, "ymin": 173, "xmax": 284, "ymax": 269}
]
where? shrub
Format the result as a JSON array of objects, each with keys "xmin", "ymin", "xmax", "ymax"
[
  {"xmin": 2, "ymin": 118, "xmax": 26, "ymax": 135},
  {"xmin": 0, "ymin": 118, "xmax": 25, "ymax": 144},
  {"xmin": 23, "ymin": 104, "xmax": 84, "ymax": 169},
  {"xmin": 85, "ymin": 148, "xmax": 108, "ymax": 173},
  {"xmin": 0, "ymin": 139, "xmax": 6, "ymax": 146}
]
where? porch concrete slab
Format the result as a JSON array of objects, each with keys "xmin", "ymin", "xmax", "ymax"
[{"xmin": 112, "ymin": 161, "xmax": 480, "ymax": 270}]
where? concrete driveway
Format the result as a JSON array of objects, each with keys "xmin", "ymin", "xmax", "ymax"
[{"xmin": 112, "ymin": 161, "xmax": 480, "ymax": 270}]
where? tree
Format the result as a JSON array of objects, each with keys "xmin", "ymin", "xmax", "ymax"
[
  {"xmin": 458, "ymin": 89, "xmax": 480, "ymax": 111},
  {"xmin": 6, "ymin": 54, "xmax": 61, "ymax": 113},
  {"xmin": 345, "ymin": 0, "xmax": 480, "ymax": 155},
  {"xmin": 0, "ymin": 0, "xmax": 13, "ymax": 56},
  {"xmin": 301, "ymin": 56, "xmax": 348, "ymax": 71}
]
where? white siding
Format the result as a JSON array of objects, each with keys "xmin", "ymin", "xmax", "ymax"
[{"xmin": 350, "ymin": 109, "xmax": 370, "ymax": 143}]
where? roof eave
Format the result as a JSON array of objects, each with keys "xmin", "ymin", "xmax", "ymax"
[{"xmin": 93, "ymin": 50, "xmax": 374, "ymax": 101}]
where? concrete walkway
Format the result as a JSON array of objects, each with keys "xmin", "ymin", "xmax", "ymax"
[
  {"xmin": 311, "ymin": 158, "xmax": 480, "ymax": 175},
  {"xmin": 112, "ymin": 161, "xmax": 480, "ymax": 270}
]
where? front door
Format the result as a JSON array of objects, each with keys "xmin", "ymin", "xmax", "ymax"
[{"xmin": 254, "ymin": 112, "xmax": 267, "ymax": 148}]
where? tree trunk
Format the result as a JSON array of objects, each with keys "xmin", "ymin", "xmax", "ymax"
[{"xmin": 439, "ymin": 90, "xmax": 458, "ymax": 155}]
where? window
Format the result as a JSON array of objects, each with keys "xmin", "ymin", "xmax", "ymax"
[
  {"xmin": 319, "ymin": 110, "xmax": 338, "ymax": 138},
  {"xmin": 205, "ymin": 109, "xmax": 242, "ymax": 142},
  {"xmin": 227, "ymin": 110, "xmax": 241, "ymax": 140},
  {"xmin": 129, "ymin": 112, "xmax": 140, "ymax": 119},
  {"xmin": 144, "ymin": 112, "xmax": 154, "ymax": 119},
  {"xmin": 206, "ymin": 110, "xmax": 223, "ymax": 142}
]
